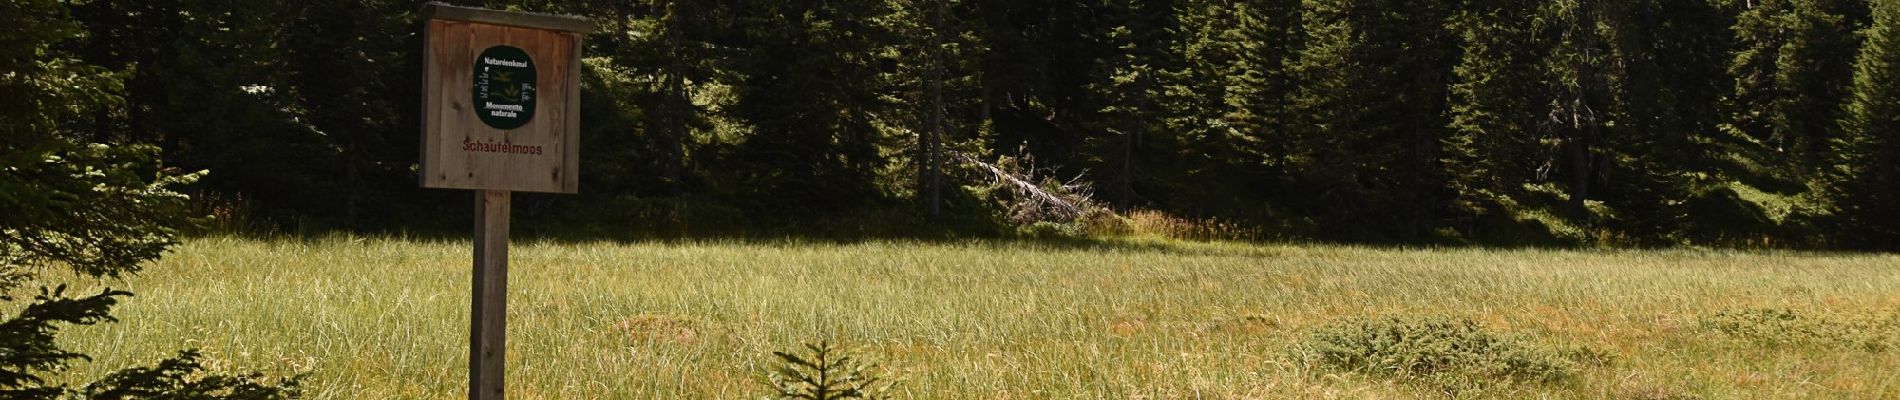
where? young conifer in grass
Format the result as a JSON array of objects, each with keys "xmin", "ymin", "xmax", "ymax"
[{"xmin": 764, "ymin": 341, "xmax": 891, "ymax": 400}]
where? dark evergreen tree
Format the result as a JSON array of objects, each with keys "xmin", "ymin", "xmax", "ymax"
[
  {"xmin": 1222, "ymin": 0, "xmax": 1302, "ymax": 178},
  {"xmin": 281, "ymin": 0, "xmax": 422, "ymax": 227},
  {"xmin": 968, "ymin": 0, "xmax": 1103, "ymax": 176},
  {"xmin": 1287, "ymin": 0, "xmax": 1458, "ymax": 240},
  {"xmin": 1081, "ymin": 0, "xmax": 1178, "ymax": 207},
  {"xmin": 1728, "ymin": 0, "xmax": 1863, "ymax": 173},
  {"xmin": 593, "ymin": 0, "xmax": 731, "ymax": 198},
  {"xmin": 1, "ymin": 0, "xmax": 300, "ymax": 396},
  {"xmin": 888, "ymin": 0, "xmax": 962, "ymax": 218},
  {"xmin": 1603, "ymin": 0, "xmax": 1733, "ymax": 244},
  {"xmin": 1153, "ymin": 0, "xmax": 1268, "ymax": 219},
  {"xmin": 1837, "ymin": 0, "xmax": 1900, "ymax": 250},
  {"xmin": 1443, "ymin": 0, "xmax": 1551, "ymax": 237},
  {"xmin": 721, "ymin": 0, "xmax": 898, "ymax": 213},
  {"xmin": 1537, "ymin": 0, "xmax": 1621, "ymax": 223}
]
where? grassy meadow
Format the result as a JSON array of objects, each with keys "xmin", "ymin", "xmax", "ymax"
[{"xmin": 46, "ymin": 236, "xmax": 1900, "ymax": 399}]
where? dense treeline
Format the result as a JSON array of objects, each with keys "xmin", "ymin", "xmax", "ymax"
[
  {"xmin": 11, "ymin": 0, "xmax": 1900, "ymax": 249},
  {"xmin": 2, "ymin": 0, "xmax": 305, "ymax": 395}
]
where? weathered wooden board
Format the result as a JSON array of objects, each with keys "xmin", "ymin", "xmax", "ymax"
[
  {"xmin": 470, "ymin": 190, "xmax": 510, "ymax": 400},
  {"xmin": 421, "ymin": 16, "xmax": 583, "ymax": 194}
]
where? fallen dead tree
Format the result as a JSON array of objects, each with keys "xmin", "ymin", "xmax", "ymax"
[{"xmin": 952, "ymin": 151, "xmax": 1096, "ymax": 224}]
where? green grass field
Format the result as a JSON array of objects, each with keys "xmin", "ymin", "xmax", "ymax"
[{"xmin": 47, "ymin": 236, "xmax": 1900, "ymax": 399}]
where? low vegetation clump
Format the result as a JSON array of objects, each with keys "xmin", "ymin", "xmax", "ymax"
[
  {"xmin": 1298, "ymin": 317, "xmax": 1584, "ymax": 390},
  {"xmin": 1120, "ymin": 210, "xmax": 1262, "ymax": 242},
  {"xmin": 1702, "ymin": 308, "xmax": 1900, "ymax": 352}
]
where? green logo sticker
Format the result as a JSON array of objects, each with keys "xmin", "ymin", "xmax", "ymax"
[{"xmin": 474, "ymin": 45, "xmax": 537, "ymax": 130}]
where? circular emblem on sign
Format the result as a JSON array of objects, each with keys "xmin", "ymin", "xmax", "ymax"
[{"xmin": 474, "ymin": 45, "xmax": 537, "ymax": 130}]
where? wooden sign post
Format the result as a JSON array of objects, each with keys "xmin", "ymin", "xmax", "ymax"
[{"xmin": 420, "ymin": 4, "xmax": 589, "ymax": 400}]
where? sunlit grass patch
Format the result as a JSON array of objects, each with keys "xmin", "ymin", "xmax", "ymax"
[{"xmin": 43, "ymin": 236, "xmax": 1900, "ymax": 399}]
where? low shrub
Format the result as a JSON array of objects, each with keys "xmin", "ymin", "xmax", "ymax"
[
  {"xmin": 1077, "ymin": 208, "xmax": 1133, "ymax": 237},
  {"xmin": 1296, "ymin": 317, "xmax": 1580, "ymax": 388},
  {"xmin": 1123, "ymin": 210, "xmax": 1260, "ymax": 242},
  {"xmin": 1701, "ymin": 308, "xmax": 1900, "ymax": 352},
  {"xmin": 1017, "ymin": 220, "xmax": 1082, "ymax": 239}
]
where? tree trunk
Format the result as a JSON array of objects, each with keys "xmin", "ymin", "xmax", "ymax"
[
  {"xmin": 923, "ymin": 0, "xmax": 946, "ymax": 217},
  {"xmin": 1121, "ymin": 70, "xmax": 1152, "ymax": 206},
  {"xmin": 1566, "ymin": 137, "xmax": 1591, "ymax": 216},
  {"xmin": 345, "ymin": 133, "xmax": 360, "ymax": 228},
  {"xmin": 662, "ymin": 3, "xmax": 689, "ymax": 197}
]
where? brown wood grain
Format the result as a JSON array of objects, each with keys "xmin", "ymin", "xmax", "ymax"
[
  {"xmin": 421, "ymin": 20, "xmax": 581, "ymax": 194},
  {"xmin": 470, "ymin": 190, "xmax": 510, "ymax": 400}
]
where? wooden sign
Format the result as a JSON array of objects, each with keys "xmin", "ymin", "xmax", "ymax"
[
  {"xmin": 422, "ymin": 3, "xmax": 588, "ymax": 194},
  {"xmin": 420, "ymin": 4, "xmax": 589, "ymax": 400}
]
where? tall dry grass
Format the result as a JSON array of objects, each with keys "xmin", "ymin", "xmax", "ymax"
[{"xmin": 44, "ymin": 236, "xmax": 1900, "ymax": 399}]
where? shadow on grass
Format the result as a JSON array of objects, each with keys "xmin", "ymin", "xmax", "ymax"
[
  {"xmin": 191, "ymin": 190, "xmax": 1891, "ymax": 259},
  {"xmin": 192, "ymin": 218, "xmax": 1317, "ymax": 260},
  {"xmin": 195, "ymin": 220, "xmax": 1895, "ymax": 260}
]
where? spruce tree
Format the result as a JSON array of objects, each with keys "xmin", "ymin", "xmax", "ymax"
[
  {"xmin": 1223, "ymin": 0, "xmax": 1302, "ymax": 176},
  {"xmin": 1, "ymin": 0, "xmax": 299, "ymax": 396},
  {"xmin": 888, "ymin": 0, "xmax": 972, "ymax": 218},
  {"xmin": 1537, "ymin": 0, "xmax": 1620, "ymax": 222},
  {"xmin": 1142, "ymin": 0, "xmax": 1290, "ymax": 219},
  {"xmin": 598, "ymin": 0, "xmax": 728, "ymax": 197},
  {"xmin": 1837, "ymin": 0, "xmax": 1900, "ymax": 249},
  {"xmin": 1287, "ymin": 0, "xmax": 1457, "ymax": 240},
  {"xmin": 1728, "ymin": 0, "xmax": 1862, "ymax": 173},
  {"xmin": 1443, "ymin": 0, "xmax": 1550, "ymax": 233},
  {"xmin": 723, "ymin": 0, "xmax": 897, "ymax": 212},
  {"xmin": 1603, "ymin": 0, "xmax": 1732, "ymax": 243},
  {"xmin": 1082, "ymin": 0, "xmax": 1178, "ymax": 207}
]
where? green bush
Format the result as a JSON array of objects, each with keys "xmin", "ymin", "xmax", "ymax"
[
  {"xmin": 1701, "ymin": 308, "xmax": 1900, "ymax": 352},
  {"xmin": 1297, "ymin": 317, "xmax": 1580, "ymax": 387},
  {"xmin": 1077, "ymin": 208, "xmax": 1133, "ymax": 238},
  {"xmin": 1017, "ymin": 221, "xmax": 1082, "ymax": 239}
]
